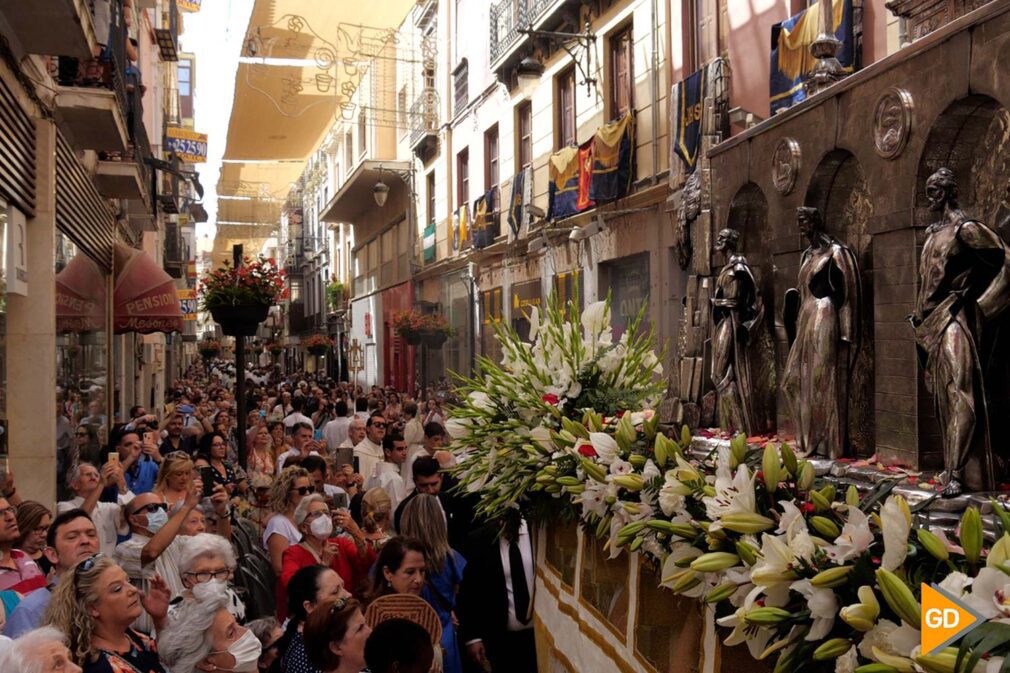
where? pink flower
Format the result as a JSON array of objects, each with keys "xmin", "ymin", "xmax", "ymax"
[{"xmin": 541, "ymin": 393, "xmax": 560, "ymax": 406}]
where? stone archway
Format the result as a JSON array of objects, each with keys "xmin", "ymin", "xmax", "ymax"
[
  {"xmin": 803, "ymin": 150, "xmax": 875, "ymax": 457},
  {"xmin": 724, "ymin": 183, "xmax": 776, "ymax": 433}
]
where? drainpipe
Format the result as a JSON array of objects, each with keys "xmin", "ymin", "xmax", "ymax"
[{"xmin": 650, "ymin": 0, "xmax": 660, "ymax": 184}]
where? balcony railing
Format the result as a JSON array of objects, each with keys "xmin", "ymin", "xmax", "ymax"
[
  {"xmin": 409, "ymin": 89, "xmax": 439, "ymax": 147},
  {"xmin": 164, "ymin": 220, "xmax": 183, "ymax": 277},
  {"xmin": 489, "ymin": 0, "xmax": 556, "ymax": 64}
]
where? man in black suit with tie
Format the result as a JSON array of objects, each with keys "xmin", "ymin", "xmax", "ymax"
[{"xmin": 459, "ymin": 513, "xmax": 536, "ymax": 672}]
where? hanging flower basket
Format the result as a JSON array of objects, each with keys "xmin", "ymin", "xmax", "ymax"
[
  {"xmin": 404, "ymin": 331, "xmax": 423, "ymax": 346},
  {"xmin": 198, "ymin": 339, "xmax": 222, "ymax": 359},
  {"xmin": 420, "ymin": 330, "xmax": 447, "ymax": 348},
  {"xmin": 266, "ymin": 341, "xmax": 284, "ymax": 356},
  {"xmin": 303, "ymin": 333, "xmax": 335, "ymax": 356},
  {"xmin": 210, "ymin": 303, "xmax": 271, "ymax": 337}
]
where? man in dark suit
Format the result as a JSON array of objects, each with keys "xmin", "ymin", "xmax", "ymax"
[
  {"xmin": 459, "ymin": 515, "xmax": 536, "ymax": 672},
  {"xmin": 393, "ymin": 456, "xmax": 473, "ymax": 553}
]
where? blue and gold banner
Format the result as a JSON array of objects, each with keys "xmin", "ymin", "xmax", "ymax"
[
  {"xmin": 472, "ymin": 188, "xmax": 498, "ymax": 249},
  {"xmin": 507, "ymin": 167, "xmax": 530, "ymax": 240},
  {"xmin": 452, "ymin": 204, "xmax": 470, "ymax": 252},
  {"xmin": 590, "ymin": 113, "xmax": 634, "ymax": 202},
  {"xmin": 672, "ymin": 65, "xmax": 708, "ymax": 172},
  {"xmin": 770, "ymin": 0, "xmax": 854, "ymax": 114}
]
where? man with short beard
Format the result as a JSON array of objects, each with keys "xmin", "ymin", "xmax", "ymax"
[{"xmin": 4, "ymin": 509, "xmax": 100, "ymax": 636}]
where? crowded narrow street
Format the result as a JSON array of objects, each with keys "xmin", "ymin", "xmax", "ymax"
[{"xmin": 3, "ymin": 1, "xmax": 1010, "ymax": 672}]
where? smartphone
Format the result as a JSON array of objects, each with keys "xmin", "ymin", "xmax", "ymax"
[
  {"xmin": 107, "ymin": 452, "xmax": 120, "ymax": 467},
  {"xmin": 259, "ymin": 409, "xmax": 266, "ymax": 419},
  {"xmin": 334, "ymin": 448, "xmax": 353, "ymax": 469},
  {"xmin": 352, "ymin": 456, "xmax": 360, "ymax": 474},
  {"xmin": 199, "ymin": 466, "xmax": 216, "ymax": 497},
  {"xmin": 332, "ymin": 493, "xmax": 349, "ymax": 511}
]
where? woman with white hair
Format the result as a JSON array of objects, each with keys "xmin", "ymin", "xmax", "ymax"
[
  {"xmin": 171, "ymin": 532, "xmax": 246, "ymax": 622},
  {"xmin": 159, "ymin": 580, "xmax": 262, "ymax": 673},
  {"xmin": 0, "ymin": 626, "xmax": 82, "ymax": 673}
]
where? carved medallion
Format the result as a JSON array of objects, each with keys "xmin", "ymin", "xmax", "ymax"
[
  {"xmin": 772, "ymin": 138, "xmax": 801, "ymax": 195},
  {"xmin": 873, "ymin": 87, "xmax": 913, "ymax": 160}
]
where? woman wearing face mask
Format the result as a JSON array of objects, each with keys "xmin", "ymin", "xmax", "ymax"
[
  {"xmin": 44, "ymin": 554, "xmax": 172, "ymax": 672},
  {"xmin": 171, "ymin": 533, "xmax": 246, "ymax": 623},
  {"xmin": 279, "ymin": 495, "xmax": 375, "ymax": 614},
  {"xmin": 276, "ymin": 565, "xmax": 351, "ymax": 673},
  {"xmin": 302, "ymin": 598, "xmax": 371, "ymax": 673},
  {"xmin": 159, "ymin": 580, "xmax": 261, "ymax": 673}
]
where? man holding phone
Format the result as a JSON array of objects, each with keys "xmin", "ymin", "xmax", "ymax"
[{"xmin": 112, "ymin": 428, "xmax": 161, "ymax": 495}]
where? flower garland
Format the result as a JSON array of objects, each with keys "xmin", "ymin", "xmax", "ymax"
[{"xmin": 448, "ymin": 297, "xmax": 1010, "ymax": 673}]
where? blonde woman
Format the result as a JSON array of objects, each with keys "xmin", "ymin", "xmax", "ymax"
[
  {"xmin": 401, "ymin": 494, "xmax": 466, "ymax": 673},
  {"xmin": 44, "ymin": 554, "xmax": 172, "ymax": 672},
  {"xmin": 263, "ymin": 466, "xmax": 313, "ymax": 575},
  {"xmin": 359, "ymin": 488, "xmax": 393, "ymax": 550},
  {"xmin": 248, "ymin": 424, "xmax": 277, "ymax": 481},
  {"xmin": 154, "ymin": 451, "xmax": 195, "ymax": 511}
]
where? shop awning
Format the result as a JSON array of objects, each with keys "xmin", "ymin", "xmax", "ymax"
[
  {"xmin": 56, "ymin": 253, "xmax": 106, "ymax": 333},
  {"xmin": 112, "ymin": 243, "xmax": 183, "ymax": 334}
]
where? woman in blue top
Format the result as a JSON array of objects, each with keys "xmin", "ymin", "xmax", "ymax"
[{"xmin": 400, "ymin": 494, "xmax": 466, "ymax": 673}]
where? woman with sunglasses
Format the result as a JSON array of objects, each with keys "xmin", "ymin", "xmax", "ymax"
[
  {"xmin": 14, "ymin": 501, "xmax": 53, "ymax": 577},
  {"xmin": 153, "ymin": 451, "xmax": 195, "ymax": 511},
  {"xmin": 302, "ymin": 597, "xmax": 370, "ymax": 673},
  {"xmin": 44, "ymin": 554, "xmax": 172, "ymax": 672},
  {"xmin": 263, "ymin": 466, "xmax": 312, "ymax": 575},
  {"xmin": 279, "ymin": 495, "xmax": 375, "ymax": 617},
  {"xmin": 276, "ymin": 565, "xmax": 352, "ymax": 673}
]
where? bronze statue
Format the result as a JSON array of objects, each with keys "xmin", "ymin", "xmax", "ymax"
[
  {"xmin": 912, "ymin": 168, "xmax": 1010, "ymax": 496},
  {"xmin": 782, "ymin": 207, "xmax": 861, "ymax": 459},
  {"xmin": 676, "ymin": 172, "xmax": 702, "ymax": 269},
  {"xmin": 711, "ymin": 228, "xmax": 764, "ymax": 434}
]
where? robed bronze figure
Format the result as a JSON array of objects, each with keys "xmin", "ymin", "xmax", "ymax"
[
  {"xmin": 782, "ymin": 207, "xmax": 861, "ymax": 459},
  {"xmin": 912, "ymin": 168, "xmax": 1010, "ymax": 497},
  {"xmin": 711, "ymin": 228, "xmax": 764, "ymax": 434}
]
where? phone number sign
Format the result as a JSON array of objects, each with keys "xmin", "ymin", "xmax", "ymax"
[{"xmin": 164, "ymin": 127, "xmax": 208, "ymax": 163}]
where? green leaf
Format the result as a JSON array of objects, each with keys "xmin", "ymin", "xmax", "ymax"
[{"xmin": 859, "ymin": 479, "xmax": 900, "ymax": 513}]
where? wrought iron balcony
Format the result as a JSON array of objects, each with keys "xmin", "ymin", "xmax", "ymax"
[
  {"xmin": 164, "ymin": 220, "xmax": 183, "ymax": 278},
  {"xmin": 489, "ymin": 0, "xmax": 557, "ymax": 65},
  {"xmin": 409, "ymin": 88, "xmax": 439, "ymax": 161}
]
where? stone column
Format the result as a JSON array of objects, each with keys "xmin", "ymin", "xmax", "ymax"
[{"xmin": 7, "ymin": 118, "xmax": 58, "ymax": 506}]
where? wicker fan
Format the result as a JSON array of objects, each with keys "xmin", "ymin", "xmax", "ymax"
[{"xmin": 365, "ymin": 594, "xmax": 442, "ymax": 645}]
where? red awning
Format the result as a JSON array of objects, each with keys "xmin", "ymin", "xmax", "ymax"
[
  {"xmin": 113, "ymin": 243, "xmax": 183, "ymax": 334},
  {"xmin": 56, "ymin": 253, "xmax": 106, "ymax": 333}
]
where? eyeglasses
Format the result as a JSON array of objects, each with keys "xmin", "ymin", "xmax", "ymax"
[
  {"xmin": 304, "ymin": 510, "xmax": 326, "ymax": 520},
  {"xmin": 291, "ymin": 486, "xmax": 315, "ymax": 495},
  {"xmin": 0, "ymin": 505, "xmax": 17, "ymax": 518},
  {"xmin": 130, "ymin": 502, "xmax": 168, "ymax": 516},
  {"xmin": 370, "ymin": 422, "xmax": 387, "ymax": 429},
  {"xmin": 183, "ymin": 568, "xmax": 232, "ymax": 583},
  {"xmin": 75, "ymin": 431, "xmax": 90, "ymax": 437}
]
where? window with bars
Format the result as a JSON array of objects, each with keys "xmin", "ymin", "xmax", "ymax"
[
  {"xmin": 484, "ymin": 125, "xmax": 499, "ymax": 192},
  {"xmin": 344, "ymin": 131, "xmax": 353, "ymax": 170},
  {"xmin": 609, "ymin": 26, "xmax": 634, "ymax": 119},
  {"xmin": 557, "ymin": 67, "xmax": 576, "ymax": 148},
  {"xmin": 517, "ymin": 101, "xmax": 532, "ymax": 171},
  {"xmin": 457, "ymin": 148, "xmax": 469, "ymax": 207},
  {"xmin": 453, "ymin": 60, "xmax": 468, "ymax": 115},
  {"xmin": 397, "ymin": 86, "xmax": 408, "ymax": 131}
]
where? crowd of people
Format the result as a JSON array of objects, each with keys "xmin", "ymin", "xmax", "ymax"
[{"xmin": 0, "ymin": 361, "xmax": 537, "ymax": 673}]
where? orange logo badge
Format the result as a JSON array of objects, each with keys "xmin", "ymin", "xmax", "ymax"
[{"xmin": 921, "ymin": 583, "xmax": 985, "ymax": 655}]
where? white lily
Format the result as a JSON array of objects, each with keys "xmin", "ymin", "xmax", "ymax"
[
  {"xmin": 750, "ymin": 533, "xmax": 799, "ymax": 587},
  {"xmin": 589, "ymin": 432, "xmax": 621, "ymax": 464},
  {"xmin": 835, "ymin": 646, "xmax": 858, "ymax": 673},
  {"xmin": 825, "ymin": 505, "xmax": 874, "ymax": 563},
  {"xmin": 660, "ymin": 544, "xmax": 704, "ymax": 596},
  {"xmin": 468, "ymin": 391, "xmax": 494, "ymax": 413},
  {"xmin": 528, "ymin": 305, "xmax": 541, "ymax": 339},
  {"xmin": 963, "ymin": 567, "xmax": 1010, "ymax": 620},
  {"xmin": 530, "ymin": 426, "xmax": 554, "ymax": 451},
  {"xmin": 578, "ymin": 481, "xmax": 609, "ymax": 518},
  {"xmin": 857, "ymin": 618, "xmax": 920, "ymax": 665},
  {"xmin": 777, "ymin": 500, "xmax": 804, "ymax": 535},
  {"xmin": 641, "ymin": 458, "xmax": 661, "ymax": 483},
  {"xmin": 937, "ymin": 571, "xmax": 972, "ymax": 599},
  {"xmin": 880, "ymin": 495, "xmax": 911, "ymax": 572},
  {"xmin": 716, "ymin": 584, "xmax": 788, "ymax": 659},
  {"xmin": 581, "ymin": 301, "xmax": 609, "ymax": 340},
  {"xmin": 790, "ymin": 579, "xmax": 838, "ymax": 640},
  {"xmin": 609, "ymin": 458, "xmax": 634, "ymax": 476},
  {"xmin": 703, "ymin": 463, "xmax": 757, "ymax": 526},
  {"xmin": 658, "ymin": 473, "xmax": 687, "ymax": 517}
]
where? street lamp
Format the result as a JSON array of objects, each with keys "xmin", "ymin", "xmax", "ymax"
[
  {"xmin": 517, "ymin": 55, "xmax": 544, "ymax": 98},
  {"xmin": 373, "ymin": 179, "xmax": 390, "ymax": 207},
  {"xmin": 517, "ymin": 21, "xmax": 597, "ymax": 95}
]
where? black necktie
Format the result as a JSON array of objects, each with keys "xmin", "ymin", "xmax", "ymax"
[{"xmin": 509, "ymin": 538, "xmax": 530, "ymax": 624}]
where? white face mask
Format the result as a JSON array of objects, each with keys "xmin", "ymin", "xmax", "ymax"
[
  {"xmin": 209, "ymin": 629, "xmax": 262, "ymax": 672},
  {"xmin": 309, "ymin": 513, "xmax": 333, "ymax": 538}
]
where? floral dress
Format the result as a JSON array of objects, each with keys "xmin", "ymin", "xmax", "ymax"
[{"xmin": 83, "ymin": 629, "xmax": 166, "ymax": 673}]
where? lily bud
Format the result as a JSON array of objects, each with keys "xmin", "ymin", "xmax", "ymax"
[
  {"xmin": 762, "ymin": 444, "xmax": 781, "ymax": 493},
  {"xmin": 720, "ymin": 512, "xmax": 777, "ymax": 534},
  {"xmin": 840, "ymin": 603, "xmax": 878, "ymax": 632},
  {"xmin": 914, "ymin": 650, "xmax": 960, "ymax": 673},
  {"xmin": 854, "ymin": 665, "xmax": 901, "ymax": 673},
  {"xmin": 988, "ymin": 533, "xmax": 1010, "ymax": 570},
  {"xmin": 556, "ymin": 476, "xmax": 583, "ymax": 487},
  {"xmin": 812, "ymin": 638, "xmax": 852, "ymax": 661},
  {"xmin": 875, "ymin": 568, "xmax": 921, "ymax": 627},
  {"xmin": 820, "ymin": 484, "xmax": 836, "ymax": 502},
  {"xmin": 612, "ymin": 474, "xmax": 645, "ymax": 491},
  {"xmin": 810, "ymin": 565, "xmax": 853, "ymax": 588},
  {"xmin": 809, "ymin": 489, "xmax": 831, "ymax": 512},
  {"xmin": 730, "ymin": 434, "xmax": 748, "ymax": 467},
  {"xmin": 690, "ymin": 552, "xmax": 740, "ymax": 573},
  {"xmin": 810, "ymin": 516, "xmax": 841, "ymax": 539},
  {"xmin": 617, "ymin": 521, "xmax": 647, "ymax": 539},
  {"xmin": 872, "ymin": 647, "xmax": 916, "ymax": 673},
  {"xmin": 647, "ymin": 520, "xmax": 697, "ymax": 539},
  {"xmin": 797, "ymin": 460, "xmax": 815, "ymax": 490},
  {"xmin": 743, "ymin": 607, "xmax": 793, "ymax": 626},
  {"xmin": 653, "ymin": 433, "xmax": 672, "ymax": 467},
  {"xmin": 735, "ymin": 541, "xmax": 758, "ymax": 566},
  {"xmin": 846, "ymin": 485, "xmax": 860, "ymax": 507},
  {"xmin": 628, "ymin": 454, "xmax": 647, "ymax": 468},
  {"xmin": 680, "ymin": 425, "xmax": 692, "ymax": 449},
  {"xmin": 916, "ymin": 529, "xmax": 949, "ymax": 562},
  {"xmin": 779, "ymin": 443, "xmax": 798, "ymax": 478},
  {"xmin": 666, "ymin": 569, "xmax": 702, "ymax": 594},
  {"xmin": 704, "ymin": 582, "xmax": 739, "ymax": 603},
  {"xmin": 961, "ymin": 506, "xmax": 982, "ymax": 565},
  {"xmin": 580, "ymin": 458, "xmax": 608, "ymax": 482}
]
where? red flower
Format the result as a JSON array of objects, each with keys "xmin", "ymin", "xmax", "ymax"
[
  {"xmin": 800, "ymin": 502, "xmax": 815, "ymax": 514},
  {"xmin": 541, "ymin": 393, "xmax": 560, "ymax": 406},
  {"xmin": 577, "ymin": 442, "xmax": 597, "ymax": 458}
]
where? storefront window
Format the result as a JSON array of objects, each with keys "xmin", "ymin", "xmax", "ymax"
[
  {"xmin": 602, "ymin": 253, "xmax": 650, "ymax": 338},
  {"xmin": 55, "ymin": 232, "xmax": 110, "ymax": 499}
]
